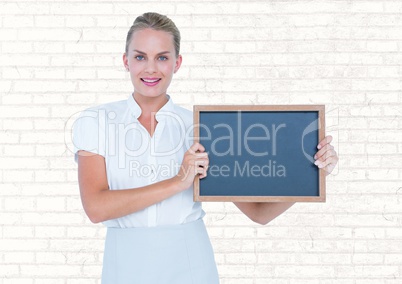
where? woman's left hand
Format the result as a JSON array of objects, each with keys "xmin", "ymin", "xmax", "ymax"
[{"xmin": 314, "ymin": 135, "xmax": 338, "ymax": 176}]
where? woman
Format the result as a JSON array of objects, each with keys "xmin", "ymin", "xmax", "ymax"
[{"xmin": 73, "ymin": 12, "xmax": 338, "ymax": 284}]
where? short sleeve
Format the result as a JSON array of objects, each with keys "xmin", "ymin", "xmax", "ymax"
[{"xmin": 72, "ymin": 108, "xmax": 106, "ymax": 163}]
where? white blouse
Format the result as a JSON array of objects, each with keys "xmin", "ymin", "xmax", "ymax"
[{"xmin": 73, "ymin": 94, "xmax": 205, "ymax": 228}]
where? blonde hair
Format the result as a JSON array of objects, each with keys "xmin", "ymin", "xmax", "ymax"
[{"xmin": 125, "ymin": 12, "xmax": 181, "ymax": 57}]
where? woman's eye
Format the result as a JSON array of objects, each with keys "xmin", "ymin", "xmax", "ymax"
[
  {"xmin": 158, "ymin": 56, "xmax": 168, "ymax": 61},
  {"xmin": 135, "ymin": 55, "xmax": 145, "ymax": 61}
]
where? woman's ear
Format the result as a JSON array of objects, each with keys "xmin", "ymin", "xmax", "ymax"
[
  {"xmin": 174, "ymin": 55, "xmax": 182, "ymax": 73},
  {"xmin": 123, "ymin": 53, "xmax": 129, "ymax": 71}
]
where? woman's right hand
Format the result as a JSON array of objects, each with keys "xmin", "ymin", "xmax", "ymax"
[{"xmin": 174, "ymin": 142, "xmax": 209, "ymax": 191}]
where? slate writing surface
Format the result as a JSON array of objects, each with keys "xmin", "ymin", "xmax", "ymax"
[{"xmin": 194, "ymin": 105, "xmax": 325, "ymax": 202}]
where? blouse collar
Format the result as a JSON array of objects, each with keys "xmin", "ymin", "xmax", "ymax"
[{"xmin": 127, "ymin": 93, "xmax": 175, "ymax": 121}]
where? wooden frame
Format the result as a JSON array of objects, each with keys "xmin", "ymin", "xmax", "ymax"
[{"xmin": 193, "ymin": 105, "xmax": 326, "ymax": 202}]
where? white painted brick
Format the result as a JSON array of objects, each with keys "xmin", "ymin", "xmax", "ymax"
[
  {"xmin": 0, "ymin": 55, "xmax": 49, "ymax": 67},
  {"xmin": 36, "ymin": 197, "xmax": 65, "ymax": 211},
  {"xmin": 225, "ymin": 42, "xmax": 256, "ymax": 53},
  {"xmin": 384, "ymin": 254, "xmax": 402, "ymax": 265},
  {"xmin": 20, "ymin": 132, "xmax": 62, "ymax": 144},
  {"xmin": 0, "ymin": 213, "xmax": 20, "ymax": 225},
  {"xmin": 35, "ymin": 16, "xmax": 65, "ymax": 28},
  {"xmin": 225, "ymin": 253, "xmax": 257, "ymax": 264},
  {"xmin": 0, "ymin": 158, "xmax": 48, "ymax": 169},
  {"xmin": 95, "ymin": 42, "xmax": 124, "ymax": 53},
  {"xmin": 4, "ymin": 145, "xmax": 34, "ymax": 156},
  {"xmin": 34, "ymin": 119, "xmax": 66, "ymax": 130},
  {"xmin": 338, "ymin": 265, "xmax": 399, "ymax": 278},
  {"xmin": 14, "ymin": 80, "xmax": 76, "ymax": 93},
  {"xmin": 34, "ymin": 68, "xmax": 65, "ymax": 80},
  {"xmin": 0, "ymin": 132, "xmax": 20, "ymax": 144},
  {"xmin": 366, "ymin": 143, "xmax": 397, "ymax": 154},
  {"xmin": 352, "ymin": 253, "xmax": 384, "ymax": 264},
  {"xmin": 49, "ymin": 3, "xmax": 114, "ymax": 15},
  {"xmin": 4, "ymin": 252, "xmax": 35, "ymax": 264},
  {"xmin": 32, "ymin": 280, "xmax": 64, "ymax": 284},
  {"xmin": 3, "ymin": 280, "xmax": 33, "ymax": 284},
  {"xmin": 2, "ymin": 94, "xmax": 33, "ymax": 105},
  {"xmin": 274, "ymin": 265, "xmax": 335, "ymax": 277},
  {"xmin": 33, "ymin": 42, "xmax": 64, "ymax": 53},
  {"xmin": 3, "ymin": 226, "xmax": 35, "ymax": 238},
  {"xmin": 50, "ymin": 55, "xmax": 114, "ymax": 67},
  {"xmin": 81, "ymin": 264, "xmax": 103, "ymax": 277},
  {"xmin": 192, "ymin": 15, "xmax": 254, "ymax": 28},
  {"xmin": 0, "ymin": 239, "xmax": 48, "ymax": 251},
  {"xmin": 1, "ymin": 67, "xmax": 35, "ymax": 79},
  {"xmin": 3, "ymin": 170, "xmax": 35, "ymax": 183},
  {"xmin": 224, "ymin": 227, "xmax": 256, "ymax": 238},
  {"xmin": 366, "ymin": 169, "xmax": 399, "ymax": 180},
  {"xmin": 65, "ymin": 68, "xmax": 97, "ymax": 80},
  {"xmin": 20, "ymin": 265, "xmax": 81, "ymax": 277},
  {"xmin": 113, "ymin": 3, "xmax": 175, "ymax": 16},
  {"xmin": 368, "ymin": 131, "xmax": 402, "ymax": 142},
  {"xmin": 2, "ymin": 42, "xmax": 34, "ymax": 53},
  {"xmin": 386, "ymin": 228, "xmax": 402, "ymax": 238},
  {"xmin": 219, "ymin": 264, "xmax": 271, "ymax": 278},
  {"xmin": 34, "ymin": 226, "xmax": 66, "ymax": 238},
  {"xmin": 21, "ymin": 213, "xmax": 83, "ymax": 225},
  {"xmin": 66, "ymin": 226, "xmax": 100, "ymax": 238},
  {"xmin": 176, "ymin": 3, "xmax": 238, "ymax": 14},
  {"xmin": 65, "ymin": 196, "xmax": 82, "ymax": 211},
  {"xmin": 256, "ymin": 280, "xmax": 287, "ymax": 284},
  {"xmin": 380, "ymin": 105, "xmax": 402, "ymax": 116},
  {"xmin": 205, "ymin": 227, "xmax": 224, "ymax": 238},
  {"xmin": 384, "ymin": 2, "xmax": 402, "ymax": 13},
  {"xmin": 36, "ymin": 252, "xmax": 66, "ymax": 264},
  {"xmin": 65, "ymin": 93, "xmax": 97, "ymax": 105},
  {"xmin": 351, "ymin": 1, "xmax": 384, "ymax": 13},
  {"xmin": 193, "ymin": 41, "xmax": 225, "ymax": 53},
  {"xmin": 66, "ymin": 16, "xmax": 96, "ymax": 27},
  {"xmin": 0, "ymin": 265, "xmax": 20, "ymax": 277},
  {"xmin": 97, "ymin": 68, "xmax": 126, "ymax": 79},
  {"xmin": 257, "ymin": 252, "xmax": 288, "ymax": 264},
  {"xmin": 66, "ymin": 280, "xmax": 98, "ymax": 284},
  {"xmin": 49, "ymin": 239, "xmax": 103, "ymax": 252},
  {"xmin": 0, "ymin": 184, "xmax": 20, "ymax": 196},
  {"xmin": 367, "ymin": 41, "xmax": 398, "ymax": 52},
  {"xmin": 0, "ymin": 28, "xmax": 18, "ymax": 40},
  {"xmin": 96, "ymin": 16, "xmax": 128, "ymax": 28},
  {"xmin": 65, "ymin": 251, "xmax": 98, "ymax": 264},
  {"xmin": 220, "ymin": 279, "xmax": 253, "ymax": 284},
  {"xmin": 65, "ymin": 43, "xmax": 95, "ymax": 53},
  {"xmin": 321, "ymin": 253, "xmax": 352, "ymax": 265},
  {"xmin": 367, "ymin": 67, "xmax": 400, "ymax": 78},
  {"xmin": 35, "ymin": 144, "xmax": 66, "ymax": 157},
  {"xmin": 3, "ymin": 15, "xmax": 34, "ymax": 27},
  {"xmin": 19, "ymin": 28, "xmax": 82, "ymax": 42},
  {"xmin": 21, "ymin": 183, "xmax": 76, "ymax": 196}
]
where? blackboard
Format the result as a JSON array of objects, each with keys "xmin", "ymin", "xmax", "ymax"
[{"xmin": 193, "ymin": 105, "xmax": 326, "ymax": 202}]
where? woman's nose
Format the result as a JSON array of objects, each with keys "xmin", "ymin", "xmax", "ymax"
[{"xmin": 145, "ymin": 60, "xmax": 157, "ymax": 73}]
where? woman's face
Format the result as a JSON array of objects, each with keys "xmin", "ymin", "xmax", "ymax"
[{"xmin": 123, "ymin": 28, "xmax": 182, "ymax": 100}]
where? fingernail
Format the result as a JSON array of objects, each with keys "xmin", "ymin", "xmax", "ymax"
[
  {"xmin": 314, "ymin": 161, "xmax": 319, "ymax": 165},
  {"xmin": 314, "ymin": 155, "xmax": 317, "ymax": 159},
  {"xmin": 317, "ymin": 145, "xmax": 321, "ymax": 149}
]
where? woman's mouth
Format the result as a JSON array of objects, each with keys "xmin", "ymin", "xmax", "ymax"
[{"xmin": 141, "ymin": 78, "xmax": 161, "ymax": 87}]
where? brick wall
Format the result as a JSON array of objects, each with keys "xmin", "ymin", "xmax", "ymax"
[{"xmin": 1, "ymin": 1, "xmax": 401, "ymax": 283}]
